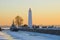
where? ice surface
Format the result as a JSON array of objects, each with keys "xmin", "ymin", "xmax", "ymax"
[{"xmin": 1, "ymin": 30, "xmax": 60, "ymax": 40}]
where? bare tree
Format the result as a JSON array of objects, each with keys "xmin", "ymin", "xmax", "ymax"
[{"xmin": 15, "ymin": 16, "xmax": 23, "ymax": 27}]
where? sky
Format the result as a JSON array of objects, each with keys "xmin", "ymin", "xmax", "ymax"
[{"xmin": 0, "ymin": 0, "xmax": 60, "ymax": 26}]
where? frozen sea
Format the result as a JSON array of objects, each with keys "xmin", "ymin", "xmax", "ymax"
[{"xmin": 0, "ymin": 30, "xmax": 60, "ymax": 40}]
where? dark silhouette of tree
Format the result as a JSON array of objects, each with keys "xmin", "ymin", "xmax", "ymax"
[{"xmin": 15, "ymin": 16, "xmax": 23, "ymax": 27}]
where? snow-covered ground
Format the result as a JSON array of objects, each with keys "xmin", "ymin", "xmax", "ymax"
[
  {"xmin": 0, "ymin": 30, "xmax": 60, "ymax": 40},
  {"xmin": 0, "ymin": 31, "xmax": 13, "ymax": 40}
]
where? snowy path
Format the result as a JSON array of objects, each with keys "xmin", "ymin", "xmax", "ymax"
[
  {"xmin": 0, "ymin": 31, "xmax": 13, "ymax": 40},
  {"xmin": 2, "ymin": 30, "xmax": 60, "ymax": 40}
]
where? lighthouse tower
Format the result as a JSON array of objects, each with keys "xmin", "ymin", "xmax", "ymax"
[{"xmin": 28, "ymin": 8, "xmax": 32, "ymax": 28}]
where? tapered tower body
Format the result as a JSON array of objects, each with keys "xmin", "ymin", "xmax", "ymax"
[{"xmin": 28, "ymin": 8, "xmax": 32, "ymax": 28}]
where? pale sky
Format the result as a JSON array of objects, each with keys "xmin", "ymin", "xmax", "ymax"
[{"xmin": 0, "ymin": 0, "xmax": 60, "ymax": 26}]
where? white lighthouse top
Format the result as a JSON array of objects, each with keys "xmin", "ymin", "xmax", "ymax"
[
  {"xmin": 29, "ymin": 8, "xmax": 32, "ymax": 12},
  {"xmin": 29, "ymin": 8, "xmax": 31, "ymax": 10}
]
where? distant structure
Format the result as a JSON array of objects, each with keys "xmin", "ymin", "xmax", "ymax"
[
  {"xmin": 10, "ymin": 20, "xmax": 18, "ymax": 31},
  {"xmin": 0, "ymin": 27, "xmax": 2, "ymax": 31},
  {"xmin": 28, "ymin": 8, "xmax": 32, "ymax": 28},
  {"xmin": 11, "ymin": 20, "xmax": 15, "ymax": 27}
]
